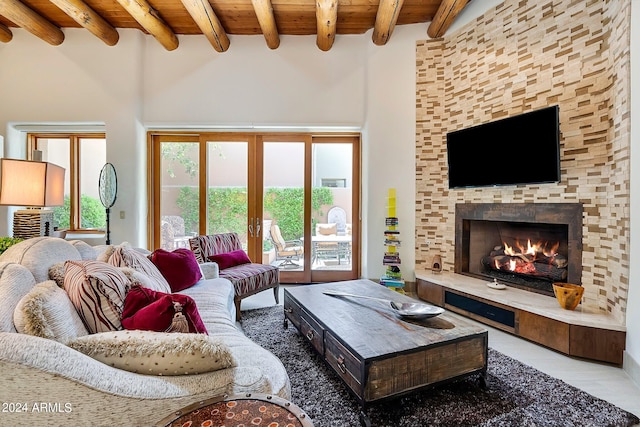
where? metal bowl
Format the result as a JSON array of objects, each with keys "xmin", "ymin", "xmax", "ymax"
[{"xmin": 391, "ymin": 302, "xmax": 445, "ymax": 319}]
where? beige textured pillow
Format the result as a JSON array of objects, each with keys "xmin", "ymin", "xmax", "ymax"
[
  {"xmin": 108, "ymin": 245, "xmax": 171, "ymax": 294},
  {"xmin": 68, "ymin": 240, "xmax": 97, "ymax": 260},
  {"xmin": 48, "ymin": 262, "xmax": 66, "ymax": 288},
  {"xmin": 14, "ymin": 280, "xmax": 89, "ymax": 342},
  {"xmin": 67, "ymin": 330, "xmax": 236, "ymax": 375},
  {"xmin": 0, "ymin": 262, "xmax": 38, "ymax": 333},
  {"xmin": 120, "ymin": 267, "xmax": 169, "ymax": 293}
]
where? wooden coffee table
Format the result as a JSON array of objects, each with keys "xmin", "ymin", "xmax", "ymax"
[{"xmin": 284, "ymin": 279, "xmax": 488, "ymax": 425}]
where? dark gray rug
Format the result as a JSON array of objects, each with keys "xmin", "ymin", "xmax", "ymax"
[{"xmin": 240, "ymin": 305, "xmax": 640, "ymax": 427}]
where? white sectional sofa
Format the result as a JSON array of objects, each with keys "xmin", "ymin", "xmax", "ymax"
[{"xmin": 0, "ymin": 237, "xmax": 290, "ymax": 426}]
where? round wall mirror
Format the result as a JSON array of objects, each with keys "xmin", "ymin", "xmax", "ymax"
[{"xmin": 99, "ymin": 163, "xmax": 118, "ymax": 244}]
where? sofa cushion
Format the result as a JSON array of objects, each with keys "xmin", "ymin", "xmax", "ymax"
[
  {"xmin": 0, "ymin": 237, "xmax": 82, "ymax": 283},
  {"xmin": 64, "ymin": 260, "xmax": 132, "ymax": 333},
  {"xmin": 219, "ymin": 263, "xmax": 279, "ymax": 296},
  {"xmin": 14, "ymin": 280, "xmax": 89, "ymax": 342},
  {"xmin": 107, "ymin": 245, "xmax": 171, "ymax": 294},
  {"xmin": 150, "ymin": 248, "xmax": 202, "ymax": 292},
  {"xmin": 122, "ymin": 285, "xmax": 208, "ymax": 334},
  {"xmin": 67, "ymin": 330, "xmax": 235, "ymax": 376},
  {"xmin": 0, "ymin": 262, "xmax": 38, "ymax": 333},
  {"xmin": 208, "ymin": 249, "xmax": 251, "ymax": 271}
]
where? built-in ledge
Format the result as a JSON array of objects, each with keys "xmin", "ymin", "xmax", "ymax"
[{"xmin": 415, "ymin": 270, "xmax": 626, "ymax": 365}]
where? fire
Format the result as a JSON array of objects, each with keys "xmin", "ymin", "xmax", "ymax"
[
  {"xmin": 504, "ymin": 239, "xmax": 558, "ymax": 259},
  {"xmin": 493, "ymin": 238, "xmax": 561, "ymax": 274}
]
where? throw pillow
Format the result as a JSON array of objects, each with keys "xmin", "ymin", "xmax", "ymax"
[
  {"xmin": 67, "ymin": 330, "xmax": 235, "ymax": 375},
  {"xmin": 119, "ymin": 267, "xmax": 167, "ymax": 293},
  {"xmin": 317, "ymin": 223, "xmax": 337, "ymax": 236},
  {"xmin": 14, "ymin": 280, "xmax": 89, "ymax": 342},
  {"xmin": 149, "ymin": 248, "xmax": 202, "ymax": 292},
  {"xmin": 207, "ymin": 249, "xmax": 251, "ymax": 270},
  {"xmin": 108, "ymin": 245, "xmax": 171, "ymax": 294},
  {"xmin": 68, "ymin": 240, "xmax": 98, "ymax": 260},
  {"xmin": 48, "ymin": 262, "xmax": 66, "ymax": 288},
  {"xmin": 0, "ymin": 262, "xmax": 37, "ymax": 333},
  {"xmin": 121, "ymin": 285, "xmax": 208, "ymax": 334},
  {"xmin": 64, "ymin": 260, "xmax": 132, "ymax": 333}
]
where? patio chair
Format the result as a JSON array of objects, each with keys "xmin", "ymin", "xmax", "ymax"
[
  {"xmin": 160, "ymin": 215, "xmax": 189, "ymax": 250},
  {"xmin": 269, "ymin": 224, "xmax": 303, "ymax": 267},
  {"xmin": 314, "ymin": 223, "xmax": 341, "ymax": 263}
]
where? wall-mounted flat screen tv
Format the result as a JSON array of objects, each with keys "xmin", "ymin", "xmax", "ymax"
[{"xmin": 446, "ymin": 105, "xmax": 561, "ymax": 188}]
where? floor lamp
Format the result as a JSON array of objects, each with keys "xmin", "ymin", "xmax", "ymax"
[{"xmin": 0, "ymin": 158, "xmax": 66, "ymax": 239}]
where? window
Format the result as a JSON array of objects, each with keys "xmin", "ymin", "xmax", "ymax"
[{"xmin": 28, "ymin": 133, "xmax": 107, "ymax": 231}]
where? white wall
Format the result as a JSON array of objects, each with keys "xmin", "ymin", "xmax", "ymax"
[
  {"xmin": 0, "ymin": 29, "xmax": 146, "ymax": 244},
  {"xmin": 0, "ymin": 24, "xmax": 421, "ymax": 279},
  {"xmin": 626, "ymin": 0, "xmax": 640, "ymax": 385}
]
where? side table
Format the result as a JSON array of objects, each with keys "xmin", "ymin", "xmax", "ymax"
[{"xmin": 155, "ymin": 393, "xmax": 313, "ymax": 427}]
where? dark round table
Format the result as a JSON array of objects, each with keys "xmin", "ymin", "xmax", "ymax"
[{"xmin": 155, "ymin": 393, "xmax": 313, "ymax": 427}]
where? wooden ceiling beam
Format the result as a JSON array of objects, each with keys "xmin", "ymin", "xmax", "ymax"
[
  {"xmin": 0, "ymin": 23, "xmax": 13, "ymax": 43},
  {"xmin": 372, "ymin": 0, "xmax": 405, "ymax": 46},
  {"xmin": 180, "ymin": 0, "xmax": 229, "ymax": 52},
  {"xmin": 251, "ymin": 0, "xmax": 279, "ymax": 49},
  {"xmin": 0, "ymin": 0, "xmax": 64, "ymax": 45},
  {"xmin": 316, "ymin": 0, "xmax": 337, "ymax": 51},
  {"xmin": 115, "ymin": 0, "xmax": 178, "ymax": 51},
  {"xmin": 427, "ymin": 0, "xmax": 469, "ymax": 38},
  {"xmin": 49, "ymin": 0, "xmax": 119, "ymax": 46}
]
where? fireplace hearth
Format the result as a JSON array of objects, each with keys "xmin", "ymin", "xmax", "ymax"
[{"xmin": 455, "ymin": 203, "xmax": 583, "ymax": 296}]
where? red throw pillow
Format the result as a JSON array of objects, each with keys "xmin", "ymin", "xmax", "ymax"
[
  {"xmin": 122, "ymin": 286, "xmax": 208, "ymax": 334},
  {"xmin": 208, "ymin": 249, "xmax": 251, "ymax": 270},
  {"xmin": 149, "ymin": 248, "xmax": 202, "ymax": 292}
]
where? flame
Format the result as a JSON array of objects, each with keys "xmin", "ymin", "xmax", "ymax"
[{"xmin": 491, "ymin": 237, "xmax": 562, "ymax": 276}]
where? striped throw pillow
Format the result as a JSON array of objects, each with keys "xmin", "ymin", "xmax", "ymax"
[
  {"xmin": 108, "ymin": 246, "xmax": 171, "ymax": 294},
  {"xmin": 64, "ymin": 260, "xmax": 132, "ymax": 334}
]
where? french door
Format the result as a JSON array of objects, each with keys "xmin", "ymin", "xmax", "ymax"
[{"xmin": 150, "ymin": 132, "xmax": 360, "ymax": 284}]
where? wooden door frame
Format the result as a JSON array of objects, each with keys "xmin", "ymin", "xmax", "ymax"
[{"xmin": 148, "ymin": 131, "xmax": 361, "ymax": 282}]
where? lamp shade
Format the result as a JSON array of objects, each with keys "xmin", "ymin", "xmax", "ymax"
[{"xmin": 0, "ymin": 158, "xmax": 65, "ymax": 207}]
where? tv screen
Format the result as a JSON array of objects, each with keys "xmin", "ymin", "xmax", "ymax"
[{"xmin": 446, "ymin": 106, "xmax": 561, "ymax": 188}]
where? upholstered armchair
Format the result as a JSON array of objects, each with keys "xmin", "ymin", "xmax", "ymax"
[{"xmin": 189, "ymin": 233, "xmax": 279, "ymax": 320}]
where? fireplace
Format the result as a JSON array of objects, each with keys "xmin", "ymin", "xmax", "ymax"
[{"xmin": 454, "ymin": 203, "xmax": 583, "ymax": 296}]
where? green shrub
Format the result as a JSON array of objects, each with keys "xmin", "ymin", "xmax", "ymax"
[
  {"xmin": 176, "ymin": 186, "xmax": 334, "ymax": 242},
  {"xmin": 0, "ymin": 237, "xmax": 23, "ymax": 255},
  {"xmin": 53, "ymin": 195, "xmax": 107, "ymax": 229}
]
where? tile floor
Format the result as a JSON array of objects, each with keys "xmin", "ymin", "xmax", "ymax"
[{"xmin": 239, "ymin": 284, "xmax": 640, "ymax": 419}]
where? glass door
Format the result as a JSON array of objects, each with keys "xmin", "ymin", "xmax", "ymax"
[
  {"xmin": 155, "ymin": 136, "xmax": 200, "ymax": 251},
  {"xmin": 309, "ymin": 137, "xmax": 359, "ymax": 283},
  {"xmin": 151, "ymin": 132, "xmax": 360, "ymax": 283},
  {"xmin": 261, "ymin": 137, "xmax": 309, "ymax": 283}
]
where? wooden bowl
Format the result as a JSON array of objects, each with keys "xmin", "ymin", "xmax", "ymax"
[{"xmin": 552, "ymin": 282, "xmax": 584, "ymax": 310}]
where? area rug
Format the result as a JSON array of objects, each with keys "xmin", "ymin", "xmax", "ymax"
[{"xmin": 240, "ymin": 305, "xmax": 640, "ymax": 427}]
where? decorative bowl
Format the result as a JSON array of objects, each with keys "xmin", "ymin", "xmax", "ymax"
[{"xmin": 552, "ymin": 282, "xmax": 584, "ymax": 310}]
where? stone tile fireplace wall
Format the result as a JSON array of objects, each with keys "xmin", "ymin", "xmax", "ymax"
[{"xmin": 415, "ymin": 0, "xmax": 631, "ymax": 323}]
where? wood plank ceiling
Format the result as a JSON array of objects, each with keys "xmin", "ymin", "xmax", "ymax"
[{"xmin": 0, "ymin": 0, "xmax": 471, "ymax": 52}]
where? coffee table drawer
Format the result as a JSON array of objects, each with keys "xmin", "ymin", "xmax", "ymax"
[
  {"xmin": 324, "ymin": 331, "xmax": 363, "ymax": 399},
  {"xmin": 300, "ymin": 314, "xmax": 324, "ymax": 354},
  {"xmin": 284, "ymin": 293, "xmax": 303, "ymax": 331}
]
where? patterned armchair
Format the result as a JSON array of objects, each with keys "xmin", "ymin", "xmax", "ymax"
[{"xmin": 189, "ymin": 233, "xmax": 279, "ymax": 320}]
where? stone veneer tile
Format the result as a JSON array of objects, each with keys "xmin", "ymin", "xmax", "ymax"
[{"xmin": 415, "ymin": 0, "xmax": 631, "ymax": 323}]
